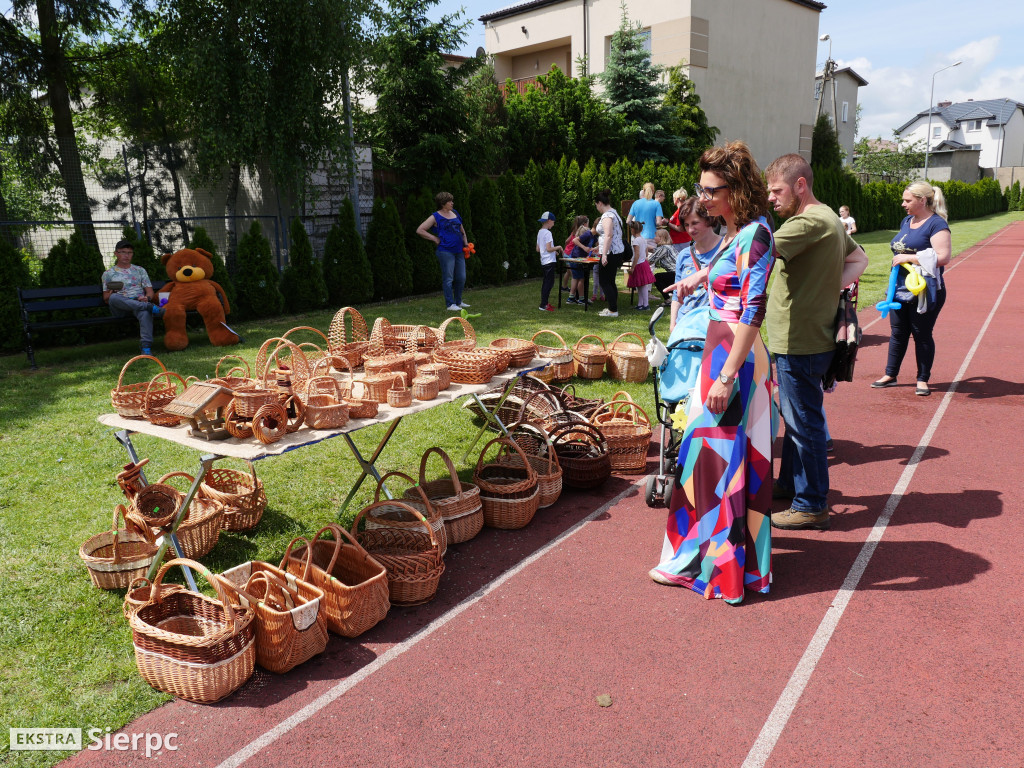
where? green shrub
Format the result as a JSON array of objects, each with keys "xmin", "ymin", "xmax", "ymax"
[
  {"xmin": 280, "ymin": 218, "xmax": 328, "ymax": 313},
  {"xmin": 188, "ymin": 227, "xmax": 237, "ymax": 311},
  {"xmin": 233, "ymin": 221, "xmax": 284, "ymax": 319},
  {"xmin": 403, "ymin": 187, "xmax": 440, "ymax": 295},
  {"xmin": 365, "ymin": 197, "xmax": 412, "ymax": 300},
  {"xmin": 540, "ymin": 159, "xmax": 566, "ymax": 246},
  {"xmin": 519, "ymin": 160, "xmax": 542, "ymax": 277},
  {"xmin": 0, "ymin": 238, "xmax": 32, "ymax": 353},
  {"xmin": 497, "ymin": 171, "xmax": 529, "ymax": 280},
  {"xmin": 469, "ymin": 176, "xmax": 508, "ymax": 286},
  {"xmin": 324, "ymin": 198, "xmax": 374, "ymax": 306},
  {"xmin": 40, "ymin": 231, "xmax": 104, "ymax": 288},
  {"xmin": 1009, "ymin": 181, "xmax": 1021, "ymax": 212}
]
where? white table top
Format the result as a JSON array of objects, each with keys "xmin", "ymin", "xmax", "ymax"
[{"xmin": 97, "ymin": 360, "xmax": 544, "ymax": 460}]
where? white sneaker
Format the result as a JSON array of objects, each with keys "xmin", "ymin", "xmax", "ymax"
[
  {"xmin": 446, "ymin": 304, "xmax": 461, "ymax": 311},
  {"xmin": 459, "ymin": 301, "xmax": 471, "ymax": 308},
  {"xmin": 598, "ymin": 309, "xmax": 618, "ymax": 317}
]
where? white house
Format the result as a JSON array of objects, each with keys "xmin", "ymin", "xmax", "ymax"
[
  {"xmin": 894, "ymin": 98, "xmax": 1024, "ymax": 177},
  {"xmin": 479, "ymin": 0, "xmax": 826, "ymax": 168},
  {"xmin": 813, "ymin": 66, "xmax": 868, "ymax": 166}
]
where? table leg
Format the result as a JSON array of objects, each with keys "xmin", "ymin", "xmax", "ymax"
[
  {"xmin": 583, "ymin": 268, "xmax": 590, "ymax": 312},
  {"xmin": 461, "ymin": 391, "xmax": 513, "ymax": 465},
  {"xmin": 338, "ymin": 416, "xmax": 402, "ymax": 515}
]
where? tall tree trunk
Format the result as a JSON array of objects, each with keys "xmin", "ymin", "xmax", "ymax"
[
  {"xmin": 225, "ymin": 162, "xmax": 240, "ymax": 273},
  {"xmin": 36, "ymin": 0, "xmax": 97, "ymax": 249},
  {"xmin": 163, "ymin": 145, "xmax": 190, "ymax": 246},
  {"xmin": 0, "ymin": 164, "xmax": 18, "ymax": 249}
]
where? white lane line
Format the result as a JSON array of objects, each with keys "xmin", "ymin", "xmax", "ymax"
[
  {"xmin": 742, "ymin": 245, "xmax": 1024, "ymax": 768},
  {"xmin": 214, "ymin": 483, "xmax": 639, "ymax": 768},
  {"xmin": 861, "ymin": 222, "xmax": 1013, "ymax": 332}
]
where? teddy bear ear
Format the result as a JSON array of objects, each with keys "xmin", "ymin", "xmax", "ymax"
[
  {"xmin": 161, "ymin": 253, "xmax": 173, "ymax": 265},
  {"xmin": 195, "ymin": 248, "xmax": 212, "ymax": 259}
]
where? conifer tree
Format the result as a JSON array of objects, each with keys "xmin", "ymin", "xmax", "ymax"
[
  {"xmin": 540, "ymin": 160, "xmax": 566, "ymax": 246},
  {"xmin": 0, "ymin": 238, "xmax": 32, "ymax": 353},
  {"xmin": 519, "ymin": 160, "xmax": 542, "ymax": 277},
  {"xmin": 324, "ymin": 198, "xmax": 374, "ymax": 306},
  {"xmin": 498, "ymin": 171, "xmax": 529, "ymax": 280},
  {"xmin": 40, "ymin": 231, "xmax": 104, "ymax": 287},
  {"xmin": 280, "ymin": 219, "xmax": 328, "ymax": 313},
  {"xmin": 188, "ymin": 227, "xmax": 237, "ymax": 311},
  {"xmin": 469, "ymin": 176, "xmax": 508, "ymax": 285},
  {"xmin": 404, "ymin": 187, "xmax": 441, "ymax": 292},
  {"xmin": 234, "ymin": 222, "xmax": 285, "ymax": 319},
  {"xmin": 811, "ymin": 114, "xmax": 844, "ymax": 170},
  {"xmin": 663, "ymin": 64, "xmax": 719, "ymax": 163},
  {"xmin": 365, "ymin": 197, "xmax": 413, "ymax": 300}
]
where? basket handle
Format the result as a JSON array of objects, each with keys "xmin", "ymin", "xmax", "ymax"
[
  {"xmin": 151, "ymin": 557, "xmax": 239, "ymax": 628},
  {"xmin": 143, "ymin": 370, "xmax": 187, "ymax": 413},
  {"xmin": 278, "ymin": 535, "xmax": 317, "ymax": 580},
  {"xmin": 388, "ymin": 371, "xmax": 408, "ymax": 392},
  {"xmin": 506, "ymin": 419, "xmax": 557, "ymax": 471},
  {"xmin": 438, "ymin": 315, "xmax": 474, "ymax": 345},
  {"xmin": 352, "ymin": 500, "xmax": 438, "ymax": 551},
  {"xmin": 591, "ymin": 399, "xmax": 650, "ymax": 427},
  {"xmin": 514, "ymin": 388, "xmax": 562, "ymax": 425},
  {"xmin": 574, "ymin": 334, "xmax": 607, "ymax": 351},
  {"xmin": 117, "ymin": 354, "xmax": 167, "ymax": 389},
  {"xmin": 474, "ymin": 436, "xmax": 538, "ymax": 484},
  {"xmin": 548, "ymin": 421, "xmax": 607, "ymax": 448},
  {"xmin": 307, "ymin": 375, "xmax": 341, "ymax": 400},
  {"xmin": 418, "ymin": 447, "xmax": 462, "ymax": 494},
  {"xmin": 374, "ymin": 470, "xmax": 432, "ymax": 512},
  {"xmin": 242, "ymin": 571, "xmax": 301, "ymax": 610},
  {"xmin": 281, "ymin": 325, "xmax": 330, "ymax": 347},
  {"xmin": 609, "ymin": 390, "xmax": 636, "ymax": 404},
  {"xmin": 611, "ymin": 331, "xmax": 646, "ymax": 348},
  {"xmin": 331, "ymin": 306, "xmax": 368, "ymax": 345},
  {"xmin": 215, "ymin": 354, "xmax": 250, "ymax": 379},
  {"xmin": 531, "ymin": 328, "xmax": 569, "ymax": 351}
]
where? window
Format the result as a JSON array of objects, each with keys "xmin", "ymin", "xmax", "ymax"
[
  {"xmin": 814, "ymin": 81, "xmax": 822, "ymax": 100},
  {"xmin": 842, "ymin": 101, "xmax": 849, "ymax": 122},
  {"xmin": 932, "ymin": 126, "xmax": 942, "ymax": 138},
  {"xmin": 967, "ymin": 119, "xmax": 983, "ymax": 131},
  {"xmin": 638, "ymin": 29, "xmax": 651, "ymax": 55}
]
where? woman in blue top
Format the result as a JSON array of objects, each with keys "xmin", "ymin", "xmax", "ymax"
[
  {"xmin": 668, "ymin": 196, "xmax": 724, "ymax": 332},
  {"xmin": 416, "ymin": 191, "xmax": 470, "ymax": 312},
  {"xmin": 871, "ymin": 182, "xmax": 951, "ymax": 396},
  {"xmin": 627, "ymin": 182, "xmax": 662, "ymax": 245}
]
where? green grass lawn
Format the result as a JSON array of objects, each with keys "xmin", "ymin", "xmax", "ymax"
[{"xmin": 0, "ymin": 210, "xmax": 1019, "ymax": 767}]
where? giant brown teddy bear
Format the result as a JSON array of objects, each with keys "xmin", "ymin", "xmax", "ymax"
[{"xmin": 161, "ymin": 247, "xmax": 240, "ymax": 351}]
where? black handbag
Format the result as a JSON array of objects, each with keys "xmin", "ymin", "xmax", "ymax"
[{"xmin": 822, "ymin": 287, "xmax": 861, "ymax": 389}]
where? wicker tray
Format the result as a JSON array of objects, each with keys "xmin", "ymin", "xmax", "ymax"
[
  {"xmin": 431, "ymin": 346, "xmax": 495, "ymax": 385},
  {"xmin": 490, "ymin": 337, "xmax": 537, "ymax": 368}
]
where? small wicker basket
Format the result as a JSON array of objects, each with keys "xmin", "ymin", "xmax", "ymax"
[
  {"xmin": 417, "ymin": 362, "xmax": 450, "ymax": 390},
  {"xmin": 590, "ymin": 398, "xmax": 653, "ymax": 474},
  {"xmin": 200, "ymin": 459, "xmax": 267, "ymax": 532},
  {"xmin": 386, "ymin": 373, "xmax": 413, "ymax": 408},
  {"xmin": 607, "ymin": 332, "xmax": 650, "ymax": 383},
  {"xmin": 304, "ymin": 376, "xmax": 350, "ymax": 429},
  {"xmin": 573, "ymin": 335, "xmax": 608, "ymax": 380},
  {"xmin": 532, "ymin": 330, "xmax": 574, "ymax": 382},
  {"xmin": 156, "ymin": 472, "xmax": 224, "ymax": 559},
  {"xmin": 80, "ymin": 505, "xmax": 159, "ymax": 590},
  {"xmin": 143, "ymin": 370, "xmax": 188, "ymax": 427},
  {"xmin": 412, "ymin": 373, "xmax": 439, "ymax": 401},
  {"xmin": 112, "ymin": 354, "xmax": 173, "ymax": 419}
]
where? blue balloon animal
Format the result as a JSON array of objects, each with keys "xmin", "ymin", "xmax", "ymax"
[{"xmin": 875, "ymin": 265, "xmax": 901, "ymax": 319}]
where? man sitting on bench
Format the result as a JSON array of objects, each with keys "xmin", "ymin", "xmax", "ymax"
[{"xmin": 102, "ymin": 240, "xmax": 162, "ymax": 355}]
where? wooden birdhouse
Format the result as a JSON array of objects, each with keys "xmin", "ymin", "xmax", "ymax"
[{"xmin": 165, "ymin": 382, "xmax": 234, "ymax": 440}]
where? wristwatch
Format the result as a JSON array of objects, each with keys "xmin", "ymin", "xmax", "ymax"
[{"xmin": 718, "ymin": 371, "xmax": 733, "ymax": 385}]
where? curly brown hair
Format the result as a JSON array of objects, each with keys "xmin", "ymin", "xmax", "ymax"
[{"xmin": 698, "ymin": 141, "xmax": 769, "ymax": 228}]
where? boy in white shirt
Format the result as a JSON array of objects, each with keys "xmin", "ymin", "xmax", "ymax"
[{"xmin": 536, "ymin": 211, "xmax": 562, "ymax": 311}]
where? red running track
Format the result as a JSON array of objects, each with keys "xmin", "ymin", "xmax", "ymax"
[{"xmin": 61, "ymin": 222, "xmax": 1024, "ymax": 768}]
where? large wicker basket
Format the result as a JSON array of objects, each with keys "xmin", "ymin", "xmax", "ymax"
[
  {"xmin": 573, "ymin": 335, "xmax": 608, "ymax": 380},
  {"xmin": 327, "ymin": 306, "xmax": 369, "ymax": 370},
  {"xmin": 219, "ymin": 560, "xmax": 327, "ymax": 674},
  {"xmin": 435, "ymin": 316, "xmax": 476, "ymax": 351},
  {"xmin": 282, "ymin": 527, "xmax": 390, "ymax": 637},
  {"xmin": 407, "ymin": 448, "xmax": 483, "ymax": 545},
  {"xmin": 199, "ymin": 459, "xmax": 267, "ymax": 532},
  {"xmin": 591, "ymin": 399, "xmax": 653, "ymax": 474},
  {"xmin": 431, "ymin": 346, "xmax": 495, "ymax": 385},
  {"xmin": 369, "ymin": 471, "xmax": 447, "ymax": 556},
  {"xmin": 79, "ymin": 505, "xmax": 159, "ymax": 590},
  {"xmin": 353, "ymin": 503, "xmax": 445, "ymax": 606},
  {"xmin": 490, "ymin": 337, "xmax": 537, "ymax": 368},
  {"xmin": 129, "ymin": 558, "xmax": 256, "ymax": 703},
  {"xmin": 367, "ymin": 316, "xmax": 407, "ymax": 357},
  {"xmin": 532, "ymin": 330, "xmax": 574, "ymax": 383},
  {"xmin": 473, "ymin": 437, "xmax": 540, "ymax": 530},
  {"xmin": 155, "ymin": 472, "xmax": 224, "ymax": 559},
  {"xmin": 502, "ymin": 421, "xmax": 563, "ymax": 508},
  {"xmin": 606, "ymin": 332, "xmax": 650, "ymax": 383},
  {"xmin": 112, "ymin": 355, "xmax": 174, "ymax": 419},
  {"xmin": 548, "ymin": 422, "xmax": 612, "ymax": 489}
]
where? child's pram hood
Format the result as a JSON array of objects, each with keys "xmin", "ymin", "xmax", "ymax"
[{"xmin": 658, "ymin": 306, "xmax": 711, "ymax": 403}]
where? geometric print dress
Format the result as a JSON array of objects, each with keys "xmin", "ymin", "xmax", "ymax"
[{"xmin": 652, "ymin": 218, "xmax": 776, "ymax": 604}]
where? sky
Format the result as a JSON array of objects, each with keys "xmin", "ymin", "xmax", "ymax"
[{"xmin": 431, "ymin": 0, "xmax": 1024, "ymax": 141}]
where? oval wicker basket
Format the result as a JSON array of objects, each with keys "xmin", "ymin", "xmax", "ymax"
[
  {"xmin": 573, "ymin": 335, "xmax": 608, "ymax": 379},
  {"xmin": 412, "ymin": 373, "xmax": 439, "ymax": 401},
  {"xmin": 436, "ymin": 316, "xmax": 476, "ymax": 352},
  {"xmin": 417, "ymin": 362, "xmax": 450, "ymax": 390},
  {"xmin": 475, "ymin": 346, "xmax": 511, "ymax": 374},
  {"xmin": 304, "ymin": 376, "xmax": 350, "ymax": 429},
  {"xmin": 367, "ymin": 316, "xmax": 407, "ymax": 357},
  {"xmin": 80, "ymin": 505, "xmax": 159, "ymax": 590},
  {"xmin": 590, "ymin": 399, "xmax": 653, "ymax": 474},
  {"xmin": 157, "ymin": 472, "xmax": 224, "ymax": 558},
  {"xmin": 473, "ymin": 437, "xmax": 540, "ymax": 530},
  {"xmin": 532, "ymin": 330, "xmax": 574, "ymax": 382},
  {"xmin": 370, "ymin": 471, "xmax": 447, "ymax": 556},
  {"xmin": 112, "ymin": 355, "xmax": 173, "ymax": 419},
  {"xmin": 431, "ymin": 346, "xmax": 495, "ymax": 385},
  {"xmin": 200, "ymin": 459, "xmax": 267, "ymax": 532},
  {"xmin": 365, "ymin": 353, "xmax": 417, "ymax": 386},
  {"xmin": 408, "ymin": 447, "xmax": 483, "ymax": 545},
  {"xmin": 606, "ymin": 332, "xmax": 650, "ymax": 383},
  {"xmin": 548, "ymin": 422, "xmax": 612, "ymax": 489},
  {"xmin": 327, "ymin": 306, "xmax": 369, "ymax": 370},
  {"xmin": 490, "ymin": 337, "xmax": 537, "ymax": 368},
  {"xmin": 131, "ymin": 481, "xmax": 184, "ymax": 528},
  {"xmin": 502, "ymin": 420, "xmax": 563, "ymax": 508}
]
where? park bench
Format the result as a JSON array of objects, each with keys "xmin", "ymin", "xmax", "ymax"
[{"xmin": 17, "ymin": 280, "xmax": 189, "ymax": 369}]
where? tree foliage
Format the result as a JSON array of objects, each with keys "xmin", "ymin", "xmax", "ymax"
[
  {"xmin": 852, "ymin": 136, "xmax": 926, "ymax": 185},
  {"xmin": 233, "ymin": 221, "xmax": 285, "ymax": 319},
  {"xmin": 324, "ymin": 198, "xmax": 374, "ymax": 306},
  {"xmin": 365, "ymin": 197, "xmax": 412, "ymax": 300},
  {"xmin": 811, "ymin": 114, "xmax": 844, "ymax": 170},
  {"xmin": 469, "ymin": 177, "xmax": 508, "ymax": 286},
  {"xmin": 40, "ymin": 231, "xmax": 104, "ymax": 288},
  {"xmin": 497, "ymin": 171, "xmax": 529, "ymax": 281},
  {"xmin": 663, "ymin": 64, "xmax": 719, "ymax": 164},
  {"xmin": 0, "ymin": 239, "xmax": 33, "ymax": 353},
  {"xmin": 402, "ymin": 187, "xmax": 441, "ymax": 294},
  {"xmin": 280, "ymin": 219, "xmax": 327, "ymax": 313}
]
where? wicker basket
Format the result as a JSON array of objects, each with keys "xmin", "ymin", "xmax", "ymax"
[
  {"xmin": 369, "ymin": 471, "xmax": 447, "ymax": 556},
  {"xmin": 80, "ymin": 505, "xmax": 159, "ymax": 590},
  {"xmin": 112, "ymin": 355, "xmax": 174, "ymax": 419},
  {"xmin": 116, "ymin": 459, "xmax": 149, "ymax": 502},
  {"xmin": 573, "ymin": 335, "xmax": 608, "ymax": 380},
  {"xmin": 123, "ymin": 576, "xmax": 185, "ymax": 620},
  {"xmin": 142, "ymin": 370, "xmax": 188, "ymax": 427},
  {"xmin": 501, "ymin": 421, "xmax": 563, "ymax": 508},
  {"xmin": 490, "ymin": 337, "xmax": 537, "ymax": 368},
  {"xmin": 304, "ymin": 376, "xmax": 350, "ymax": 429},
  {"xmin": 548, "ymin": 422, "xmax": 612, "ymax": 489},
  {"xmin": 131, "ymin": 481, "xmax": 184, "ymax": 528},
  {"xmin": 156, "ymin": 472, "xmax": 224, "ymax": 559},
  {"xmin": 255, "ymin": 337, "xmax": 312, "ymax": 402},
  {"xmin": 357, "ymin": 368, "xmax": 402, "ymax": 404},
  {"xmin": 387, "ymin": 373, "xmax": 413, "ymax": 408},
  {"xmin": 219, "ymin": 561, "xmax": 327, "ymax": 674},
  {"xmin": 327, "ymin": 306, "xmax": 369, "ymax": 370},
  {"xmin": 282, "ymin": 527, "xmax": 390, "ymax": 637},
  {"xmin": 365, "ymin": 352, "xmax": 417, "ymax": 386},
  {"xmin": 555, "ymin": 383, "xmax": 605, "ymax": 420},
  {"xmin": 232, "ymin": 387, "xmax": 278, "ymax": 419},
  {"xmin": 591, "ymin": 399, "xmax": 653, "ymax": 474},
  {"xmin": 367, "ymin": 316, "xmax": 407, "ymax": 357},
  {"xmin": 412, "ymin": 373, "xmax": 439, "ymax": 401},
  {"xmin": 407, "ymin": 447, "xmax": 483, "ymax": 545},
  {"xmin": 431, "ymin": 346, "xmax": 495, "ymax": 385},
  {"xmin": 473, "ymin": 437, "xmax": 540, "ymax": 530},
  {"xmin": 353, "ymin": 503, "xmax": 445, "ymax": 606},
  {"xmin": 129, "ymin": 558, "xmax": 256, "ymax": 703},
  {"xmin": 417, "ymin": 362, "xmax": 450, "ymax": 390},
  {"xmin": 476, "ymin": 346, "xmax": 512, "ymax": 374},
  {"xmin": 344, "ymin": 392, "xmax": 380, "ymax": 420},
  {"xmin": 436, "ymin": 316, "xmax": 476, "ymax": 352},
  {"xmin": 532, "ymin": 330, "xmax": 574, "ymax": 382},
  {"xmin": 532, "ymin": 364, "xmax": 555, "ymax": 384},
  {"xmin": 200, "ymin": 460, "xmax": 267, "ymax": 532},
  {"xmin": 607, "ymin": 332, "xmax": 650, "ymax": 383},
  {"xmin": 211, "ymin": 354, "xmax": 255, "ymax": 391},
  {"xmin": 393, "ymin": 324, "xmax": 439, "ymax": 353}
]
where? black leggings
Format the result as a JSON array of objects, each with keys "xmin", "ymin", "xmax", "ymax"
[
  {"xmin": 884, "ymin": 288, "xmax": 946, "ymax": 382},
  {"xmin": 598, "ymin": 251, "xmax": 626, "ymax": 311}
]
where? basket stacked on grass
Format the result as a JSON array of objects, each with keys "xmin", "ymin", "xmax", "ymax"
[
  {"xmin": 490, "ymin": 337, "xmax": 537, "ymax": 368},
  {"xmin": 283, "ymin": 525, "xmax": 390, "ymax": 637},
  {"xmin": 199, "ymin": 459, "xmax": 267, "ymax": 532},
  {"xmin": 473, "ymin": 437, "xmax": 540, "ymax": 530},
  {"xmin": 327, "ymin": 306, "xmax": 370, "ymax": 370},
  {"xmin": 80, "ymin": 504, "xmax": 158, "ymax": 590},
  {"xmin": 156, "ymin": 472, "xmax": 224, "ymax": 559},
  {"xmin": 112, "ymin": 355, "xmax": 176, "ymax": 419},
  {"xmin": 503, "ymin": 421, "xmax": 563, "ymax": 508},
  {"xmin": 369, "ymin": 472, "xmax": 447, "ymax": 556},
  {"xmin": 607, "ymin": 332, "xmax": 650, "ymax": 383},
  {"xmin": 548, "ymin": 422, "xmax": 612, "ymax": 489},
  {"xmin": 590, "ymin": 395, "xmax": 653, "ymax": 474},
  {"xmin": 532, "ymin": 330, "xmax": 574, "ymax": 383},
  {"xmin": 407, "ymin": 448, "xmax": 483, "ymax": 545},
  {"xmin": 352, "ymin": 503, "xmax": 445, "ymax": 606},
  {"xmin": 219, "ymin": 554, "xmax": 328, "ymax": 674},
  {"xmin": 573, "ymin": 335, "xmax": 608, "ymax": 380},
  {"xmin": 129, "ymin": 558, "xmax": 256, "ymax": 703}
]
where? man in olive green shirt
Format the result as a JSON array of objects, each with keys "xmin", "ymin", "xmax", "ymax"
[{"xmin": 764, "ymin": 154, "xmax": 868, "ymax": 531}]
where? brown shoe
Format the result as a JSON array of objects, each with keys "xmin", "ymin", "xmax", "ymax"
[{"xmin": 771, "ymin": 507, "xmax": 831, "ymax": 530}]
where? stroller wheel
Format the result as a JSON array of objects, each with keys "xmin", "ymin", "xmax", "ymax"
[
  {"xmin": 645, "ymin": 475, "xmax": 660, "ymax": 507},
  {"xmin": 662, "ymin": 477, "xmax": 674, "ymax": 508}
]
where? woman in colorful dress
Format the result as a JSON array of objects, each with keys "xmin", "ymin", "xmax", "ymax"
[{"xmin": 649, "ymin": 141, "xmax": 776, "ymax": 605}]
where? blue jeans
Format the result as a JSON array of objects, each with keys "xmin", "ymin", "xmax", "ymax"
[
  {"xmin": 437, "ymin": 250, "xmax": 465, "ymax": 307},
  {"xmin": 774, "ymin": 351, "xmax": 833, "ymax": 512},
  {"xmin": 109, "ymin": 293, "xmax": 154, "ymax": 347}
]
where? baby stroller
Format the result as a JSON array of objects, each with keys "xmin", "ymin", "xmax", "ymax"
[{"xmin": 643, "ymin": 303, "xmax": 711, "ymax": 507}]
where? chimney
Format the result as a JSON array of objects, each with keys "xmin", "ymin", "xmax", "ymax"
[{"xmin": 937, "ymin": 100, "xmax": 952, "ymax": 108}]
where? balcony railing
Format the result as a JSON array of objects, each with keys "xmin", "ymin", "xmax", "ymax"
[{"xmin": 497, "ymin": 76, "xmax": 546, "ymax": 97}]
